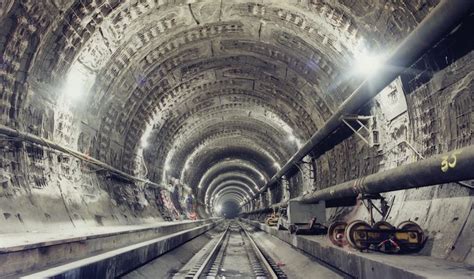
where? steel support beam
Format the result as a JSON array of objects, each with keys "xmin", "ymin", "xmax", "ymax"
[{"xmin": 243, "ymin": 0, "xmax": 474, "ymax": 206}]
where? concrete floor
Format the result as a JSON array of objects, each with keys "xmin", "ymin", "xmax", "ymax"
[
  {"xmin": 247, "ymin": 227, "xmax": 345, "ymax": 279},
  {"xmin": 122, "ymin": 232, "xmax": 215, "ymax": 279}
]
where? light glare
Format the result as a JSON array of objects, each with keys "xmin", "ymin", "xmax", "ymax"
[
  {"xmin": 63, "ymin": 64, "xmax": 95, "ymax": 102},
  {"xmin": 140, "ymin": 124, "xmax": 153, "ymax": 149},
  {"xmin": 354, "ymin": 51, "xmax": 383, "ymax": 78}
]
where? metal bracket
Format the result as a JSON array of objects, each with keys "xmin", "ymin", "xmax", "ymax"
[
  {"xmin": 383, "ymin": 140, "xmax": 424, "ymax": 159},
  {"xmin": 292, "ymin": 163, "xmax": 304, "ymax": 174},
  {"xmin": 342, "ymin": 115, "xmax": 379, "ymax": 147},
  {"xmin": 359, "ymin": 194, "xmax": 392, "ymax": 225},
  {"xmin": 279, "ymin": 176, "xmax": 290, "ymax": 201}
]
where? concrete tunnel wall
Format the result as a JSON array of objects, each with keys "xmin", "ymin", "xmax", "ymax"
[{"xmin": 0, "ymin": 0, "xmax": 472, "ymax": 267}]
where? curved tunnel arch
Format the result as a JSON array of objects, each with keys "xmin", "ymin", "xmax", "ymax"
[
  {"xmin": 207, "ymin": 180, "xmax": 257, "ymax": 208},
  {"xmin": 213, "ymin": 187, "xmax": 250, "ymax": 205},
  {"xmin": 2, "ymin": 2, "xmax": 471, "ymax": 267},
  {"xmin": 78, "ymin": 6, "xmax": 353, "ymax": 178},
  {"xmin": 198, "ymin": 160, "xmax": 269, "ymax": 191},
  {"xmin": 152, "ymin": 115, "xmax": 297, "ymax": 181},
  {"xmin": 203, "ymin": 173, "xmax": 260, "ymax": 202},
  {"xmin": 183, "ymin": 145, "xmax": 279, "ymax": 191},
  {"xmin": 47, "ymin": 2, "xmax": 362, "ymax": 217}
]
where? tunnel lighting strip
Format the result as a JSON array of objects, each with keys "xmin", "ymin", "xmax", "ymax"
[
  {"xmin": 0, "ymin": 124, "xmax": 172, "ymax": 191},
  {"xmin": 241, "ymin": 0, "xmax": 474, "ymax": 208}
]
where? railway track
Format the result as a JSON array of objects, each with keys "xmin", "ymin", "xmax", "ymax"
[{"xmin": 183, "ymin": 221, "xmax": 287, "ymax": 279}]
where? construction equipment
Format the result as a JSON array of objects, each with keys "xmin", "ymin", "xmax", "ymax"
[
  {"xmin": 292, "ymin": 217, "xmax": 327, "ymax": 235},
  {"xmin": 344, "ymin": 220, "xmax": 425, "ymax": 253},
  {"xmin": 327, "ymin": 195, "xmax": 425, "ymax": 253},
  {"xmin": 276, "ymin": 200, "xmax": 327, "ymax": 235},
  {"xmin": 265, "ymin": 210, "xmax": 279, "ymax": 227},
  {"xmin": 328, "ymin": 221, "xmax": 347, "ymax": 247},
  {"xmin": 277, "ymin": 207, "xmax": 290, "ymax": 231}
]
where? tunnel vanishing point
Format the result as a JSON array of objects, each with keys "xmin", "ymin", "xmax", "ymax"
[{"xmin": 0, "ymin": 0, "xmax": 473, "ymax": 278}]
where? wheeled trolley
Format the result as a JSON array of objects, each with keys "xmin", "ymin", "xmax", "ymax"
[{"xmin": 328, "ymin": 220, "xmax": 425, "ymax": 253}]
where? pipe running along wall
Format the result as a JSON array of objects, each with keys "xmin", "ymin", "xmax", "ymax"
[
  {"xmin": 241, "ymin": 145, "xmax": 474, "ymax": 214},
  {"xmin": 242, "ymin": 0, "xmax": 474, "ymax": 207},
  {"xmin": 0, "ymin": 124, "xmax": 171, "ymax": 191},
  {"xmin": 296, "ymin": 145, "xmax": 474, "ymax": 203}
]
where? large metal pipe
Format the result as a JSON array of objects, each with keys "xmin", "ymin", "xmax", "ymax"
[
  {"xmin": 297, "ymin": 145, "xmax": 474, "ymax": 203},
  {"xmin": 241, "ymin": 145, "xmax": 474, "ymax": 214},
  {"xmin": 0, "ymin": 124, "xmax": 172, "ymax": 191},
  {"xmin": 243, "ymin": 0, "xmax": 474, "ymax": 206}
]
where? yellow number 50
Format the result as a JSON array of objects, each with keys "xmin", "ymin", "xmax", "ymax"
[{"xmin": 441, "ymin": 151, "xmax": 461, "ymax": 172}]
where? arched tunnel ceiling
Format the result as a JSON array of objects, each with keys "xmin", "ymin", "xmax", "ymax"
[{"xmin": 5, "ymin": 0, "xmax": 438, "ymax": 213}]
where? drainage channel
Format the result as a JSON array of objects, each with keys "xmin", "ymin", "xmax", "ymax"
[{"xmin": 181, "ymin": 221, "xmax": 286, "ymax": 279}]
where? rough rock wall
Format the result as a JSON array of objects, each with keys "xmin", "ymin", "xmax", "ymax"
[
  {"xmin": 0, "ymin": 1, "xmax": 204, "ymax": 233},
  {"xmin": 394, "ymin": 27, "xmax": 473, "ymax": 263}
]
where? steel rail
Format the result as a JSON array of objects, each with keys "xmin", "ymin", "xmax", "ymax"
[
  {"xmin": 191, "ymin": 221, "xmax": 280, "ymax": 278},
  {"xmin": 242, "ymin": 0, "xmax": 474, "ymax": 207},
  {"xmin": 240, "ymin": 222, "xmax": 279, "ymax": 279},
  {"xmin": 191, "ymin": 224, "xmax": 230, "ymax": 278}
]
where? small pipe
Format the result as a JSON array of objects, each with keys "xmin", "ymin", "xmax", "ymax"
[{"xmin": 0, "ymin": 124, "xmax": 172, "ymax": 191}]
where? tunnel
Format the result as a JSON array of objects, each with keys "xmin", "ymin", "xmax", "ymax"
[{"xmin": 0, "ymin": 0, "xmax": 473, "ymax": 278}]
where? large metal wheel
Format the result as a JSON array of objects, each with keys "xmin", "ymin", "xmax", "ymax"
[
  {"xmin": 327, "ymin": 221, "xmax": 347, "ymax": 247},
  {"xmin": 373, "ymin": 221, "xmax": 397, "ymax": 253},
  {"xmin": 345, "ymin": 220, "xmax": 371, "ymax": 250},
  {"xmin": 397, "ymin": 221, "xmax": 425, "ymax": 252}
]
